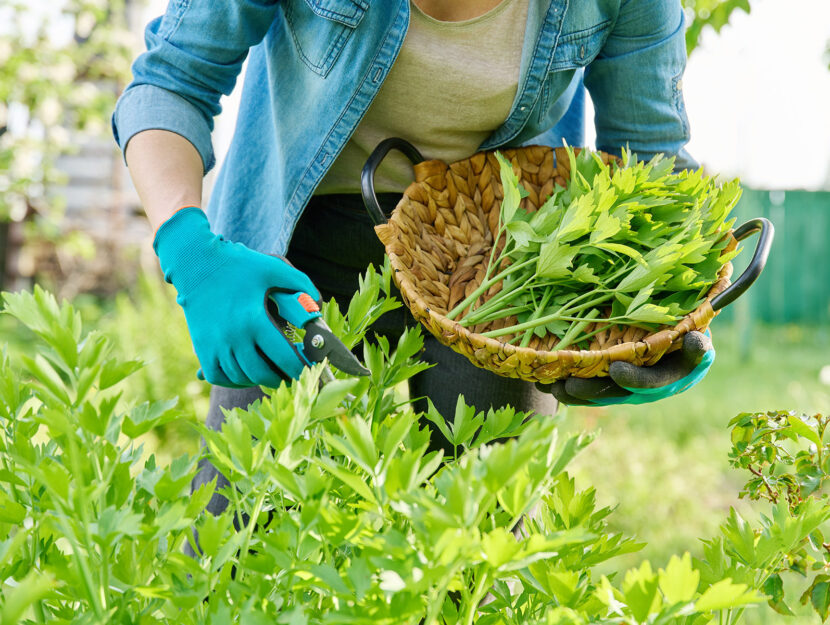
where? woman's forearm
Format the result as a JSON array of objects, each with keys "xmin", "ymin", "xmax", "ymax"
[{"xmin": 124, "ymin": 129, "xmax": 204, "ymax": 232}]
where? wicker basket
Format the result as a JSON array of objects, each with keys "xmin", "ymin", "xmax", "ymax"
[{"xmin": 361, "ymin": 139, "xmax": 772, "ymax": 384}]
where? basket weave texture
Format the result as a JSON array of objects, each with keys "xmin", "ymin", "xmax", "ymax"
[{"xmin": 374, "ymin": 145, "xmax": 735, "ymax": 383}]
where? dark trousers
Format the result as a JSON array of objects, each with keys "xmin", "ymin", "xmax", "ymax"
[{"xmin": 190, "ymin": 194, "xmax": 557, "ymax": 521}]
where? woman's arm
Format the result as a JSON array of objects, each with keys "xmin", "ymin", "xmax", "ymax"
[
  {"xmin": 125, "ymin": 129, "xmax": 204, "ymax": 231},
  {"xmin": 584, "ymin": 0, "xmax": 697, "ymax": 170},
  {"xmin": 113, "ymin": 1, "xmax": 279, "ymax": 177}
]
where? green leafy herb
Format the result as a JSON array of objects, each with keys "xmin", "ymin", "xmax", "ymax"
[{"xmin": 446, "ymin": 147, "xmax": 742, "ymax": 349}]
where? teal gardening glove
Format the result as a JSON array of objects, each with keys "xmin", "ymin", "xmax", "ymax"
[
  {"xmin": 153, "ymin": 207, "xmax": 321, "ymax": 388},
  {"xmin": 538, "ymin": 330, "xmax": 715, "ymax": 406}
]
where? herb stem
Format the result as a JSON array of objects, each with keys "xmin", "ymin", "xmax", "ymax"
[
  {"xmin": 480, "ymin": 293, "xmax": 613, "ymax": 339},
  {"xmin": 237, "ymin": 490, "xmax": 266, "ymax": 583},
  {"xmin": 446, "ymin": 257, "xmax": 537, "ymax": 320},
  {"xmin": 462, "ymin": 566, "xmax": 492, "ymax": 625},
  {"xmin": 520, "ymin": 289, "xmax": 554, "ymax": 347},
  {"xmin": 460, "ymin": 305, "xmax": 532, "ymax": 328},
  {"xmin": 553, "ymin": 309, "xmax": 602, "ymax": 350},
  {"xmin": 66, "ymin": 433, "xmax": 107, "ymax": 618}
]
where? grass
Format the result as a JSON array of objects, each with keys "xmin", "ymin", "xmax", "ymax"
[{"xmin": 561, "ymin": 319, "xmax": 830, "ymax": 560}]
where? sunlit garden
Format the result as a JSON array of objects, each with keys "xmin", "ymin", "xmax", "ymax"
[{"xmin": 1, "ymin": 1, "xmax": 830, "ymax": 623}]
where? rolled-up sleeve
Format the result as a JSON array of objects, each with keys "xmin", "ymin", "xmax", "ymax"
[
  {"xmin": 112, "ymin": 1, "xmax": 279, "ymax": 173},
  {"xmin": 584, "ymin": 0, "xmax": 698, "ymax": 170}
]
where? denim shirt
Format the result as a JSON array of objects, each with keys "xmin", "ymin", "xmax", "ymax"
[{"xmin": 113, "ymin": 0, "xmax": 694, "ymax": 255}]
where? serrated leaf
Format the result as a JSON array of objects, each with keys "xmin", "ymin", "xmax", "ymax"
[
  {"xmin": 627, "ymin": 304, "xmax": 678, "ymax": 324},
  {"xmin": 623, "ymin": 561, "xmax": 660, "ymax": 622},
  {"xmin": 659, "ymin": 553, "xmax": 700, "ymax": 604},
  {"xmin": 123, "ymin": 398, "xmax": 178, "ymax": 438},
  {"xmin": 572, "ymin": 265, "xmax": 599, "ymax": 284},
  {"xmin": 506, "ymin": 220, "xmax": 541, "ymax": 250},
  {"xmin": 99, "ymin": 358, "xmax": 144, "ymax": 390},
  {"xmin": 695, "ymin": 579, "xmax": 762, "ymax": 612},
  {"xmin": 538, "ymin": 241, "xmax": 578, "ymax": 279},
  {"xmin": 557, "ymin": 194, "xmax": 596, "ymax": 243}
]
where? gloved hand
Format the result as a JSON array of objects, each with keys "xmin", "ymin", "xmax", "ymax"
[
  {"xmin": 538, "ymin": 330, "xmax": 714, "ymax": 406},
  {"xmin": 153, "ymin": 207, "xmax": 321, "ymax": 388}
]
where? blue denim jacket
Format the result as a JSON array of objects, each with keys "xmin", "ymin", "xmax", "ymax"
[{"xmin": 113, "ymin": 0, "xmax": 694, "ymax": 255}]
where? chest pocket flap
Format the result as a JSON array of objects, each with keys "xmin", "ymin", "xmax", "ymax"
[
  {"xmin": 551, "ymin": 19, "xmax": 611, "ymax": 71},
  {"xmin": 283, "ymin": 0, "xmax": 368, "ymax": 76},
  {"xmin": 304, "ymin": 0, "xmax": 368, "ymax": 27}
]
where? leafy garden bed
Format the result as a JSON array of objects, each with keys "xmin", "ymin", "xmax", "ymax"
[{"xmin": 1, "ymin": 266, "xmax": 829, "ymax": 624}]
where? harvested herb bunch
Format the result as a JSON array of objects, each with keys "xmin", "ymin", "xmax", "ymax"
[{"xmin": 445, "ymin": 147, "xmax": 742, "ymax": 350}]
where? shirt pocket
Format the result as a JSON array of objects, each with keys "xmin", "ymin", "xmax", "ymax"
[
  {"xmin": 549, "ymin": 19, "xmax": 611, "ymax": 71},
  {"xmin": 282, "ymin": 0, "xmax": 368, "ymax": 77}
]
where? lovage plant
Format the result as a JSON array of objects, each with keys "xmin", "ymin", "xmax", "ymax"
[{"xmin": 0, "ymin": 264, "xmax": 827, "ymax": 624}]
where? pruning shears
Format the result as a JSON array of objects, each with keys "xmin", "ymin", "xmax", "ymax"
[{"xmin": 267, "ymin": 289, "xmax": 370, "ymax": 382}]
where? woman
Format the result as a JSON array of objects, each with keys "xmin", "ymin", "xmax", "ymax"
[{"xmin": 114, "ymin": 0, "xmax": 713, "ymax": 516}]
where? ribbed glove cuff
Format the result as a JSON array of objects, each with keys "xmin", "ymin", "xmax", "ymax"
[{"xmin": 152, "ymin": 207, "xmax": 230, "ymax": 296}]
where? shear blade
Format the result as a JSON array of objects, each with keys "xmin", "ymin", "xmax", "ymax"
[{"xmin": 303, "ymin": 320, "xmax": 370, "ymax": 377}]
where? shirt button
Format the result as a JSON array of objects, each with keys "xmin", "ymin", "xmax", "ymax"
[{"xmin": 520, "ymin": 106, "xmax": 526, "ymax": 111}]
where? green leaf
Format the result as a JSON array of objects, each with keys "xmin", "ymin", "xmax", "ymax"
[
  {"xmin": 309, "ymin": 562, "xmax": 352, "ymax": 595},
  {"xmin": 424, "ymin": 400, "xmax": 456, "ymax": 447},
  {"xmin": 450, "ymin": 395, "xmax": 485, "ymax": 449},
  {"xmin": 787, "ymin": 414, "xmax": 822, "ymax": 447},
  {"xmin": 538, "ymin": 241, "xmax": 578, "ymax": 280},
  {"xmin": 812, "ymin": 580, "xmax": 830, "ymax": 621},
  {"xmin": 557, "ymin": 194, "xmax": 596, "ymax": 243},
  {"xmin": 505, "ymin": 220, "xmax": 541, "ymax": 250},
  {"xmin": 315, "ymin": 457, "xmax": 377, "ymax": 504},
  {"xmin": 155, "ymin": 455, "xmax": 199, "ymax": 501},
  {"xmin": 0, "ymin": 490, "xmax": 26, "ymax": 524},
  {"xmin": 593, "ymin": 241, "xmax": 646, "ymax": 265},
  {"xmin": 627, "ymin": 304, "xmax": 678, "ymax": 324},
  {"xmin": 626, "ymin": 283, "xmax": 655, "ymax": 316},
  {"xmin": 222, "ymin": 414, "xmax": 253, "ymax": 474},
  {"xmin": 197, "ymin": 512, "xmax": 234, "ymax": 558},
  {"xmin": 659, "ymin": 553, "xmax": 700, "ymax": 604},
  {"xmin": 496, "ymin": 152, "xmax": 523, "ymax": 224},
  {"xmin": 123, "ymin": 398, "xmax": 178, "ymax": 438},
  {"xmin": 589, "ymin": 211, "xmax": 621, "ymax": 244},
  {"xmin": 695, "ymin": 579, "xmax": 762, "ymax": 612},
  {"xmin": 346, "ymin": 556, "xmax": 372, "ymax": 600},
  {"xmin": 92, "ymin": 506, "xmax": 143, "ymax": 546},
  {"xmin": 0, "ymin": 570, "xmax": 55, "ymax": 625},
  {"xmin": 337, "ymin": 415, "xmax": 378, "ymax": 474},
  {"xmin": 763, "ymin": 574, "xmax": 794, "ymax": 616},
  {"xmin": 310, "ymin": 378, "xmax": 362, "ymax": 421},
  {"xmin": 572, "ymin": 265, "xmax": 599, "ymax": 284},
  {"xmin": 98, "ymin": 358, "xmax": 144, "ymax": 390},
  {"xmin": 622, "ymin": 561, "xmax": 660, "ymax": 622},
  {"xmin": 21, "ymin": 353, "xmax": 72, "ymax": 406},
  {"xmin": 482, "ymin": 527, "xmax": 521, "ymax": 569}
]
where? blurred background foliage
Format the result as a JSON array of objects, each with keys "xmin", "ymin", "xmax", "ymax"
[
  {"xmin": 0, "ymin": 0, "xmax": 138, "ymax": 296},
  {"xmin": 0, "ymin": 0, "xmax": 133, "ymax": 223},
  {"xmin": 1, "ymin": 2, "xmax": 829, "ymax": 623},
  {"xmin": 682, "ymin": 0, "xmax": 752, "ymax": 54}
]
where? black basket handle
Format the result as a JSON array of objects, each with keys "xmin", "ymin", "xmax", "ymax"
[
  {"xmin": 361, "ymin": 137, "xmax": 425, "ymax": 226},
  {"xmin": 710, "ymin": 217, "xmax": 774, "ymax": 311}
]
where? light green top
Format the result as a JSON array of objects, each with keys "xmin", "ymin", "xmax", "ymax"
[{"xmin": 316, "ymin": 0, "xmax": 529, "ymax": 195}]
